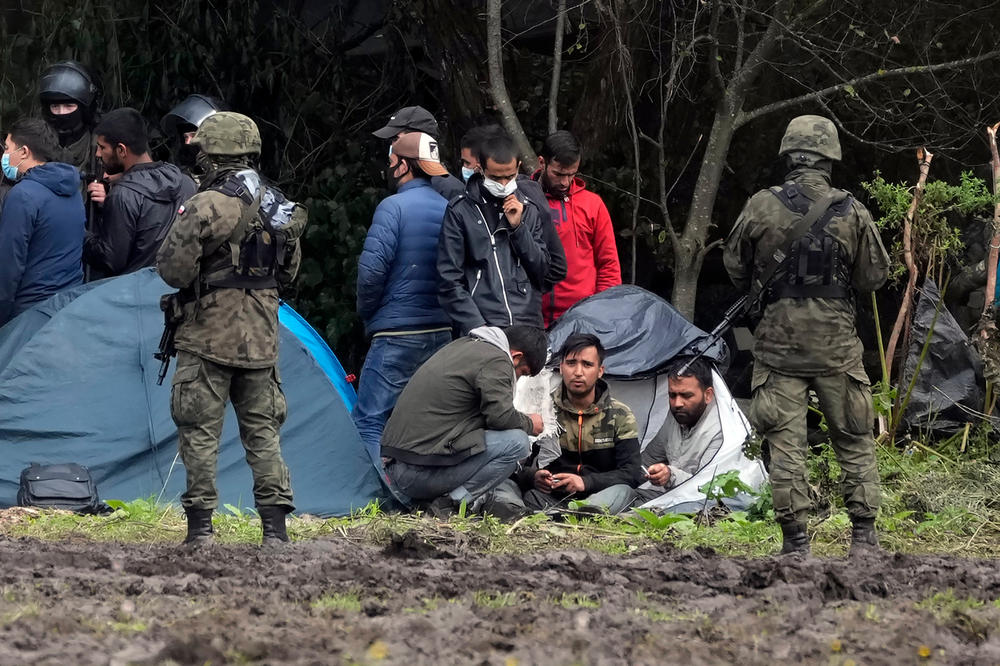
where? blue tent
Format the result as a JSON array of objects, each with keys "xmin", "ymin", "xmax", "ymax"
[{"xmin": 0, "ymin": 268, "xmax": 387, "ymax": 517}]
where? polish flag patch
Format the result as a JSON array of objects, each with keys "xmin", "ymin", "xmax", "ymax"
[{"xmin": 177, "ymin": 205, "xmax": 186, "ymax": 215}]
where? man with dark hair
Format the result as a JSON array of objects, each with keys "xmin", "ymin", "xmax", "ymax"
[
  {"xmin": 84, "ymin": 107, "xmax": 195, "ymax": 280},
  {"xmin": 437, "ymin": 132, "xmax": 551, "ymax": 334},
  {"xmin": 533, "ymin": 130, "xmax": 621, "ymax": 325},
  {"xmin": 354, "ymin": 132, "xmax": 453, "ymax": 458},
  {"xmin": 0, "ymin": 118, "xmax": 84, "ymax": 325},
  {"xmin": 380, "ymin": 324, "xmax": 547, "ymax": 516},
  {"xmin": 507, "ymin": 333, "xmax": 643, "ymax": 515},
  {"xmin": 460, "ymin": 124, "xmax": 567, "ymax": 297},
  {"xmin": 632, "ymin": 357, "xmax": 724, "ymax": 504},
  {"xmin": 373, "ymin": 105, "xmax": 465, "ymax": 200}
]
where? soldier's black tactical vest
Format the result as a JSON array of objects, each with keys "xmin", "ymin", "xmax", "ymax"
[
  {"xmin": 764, "ymin": 182, "xmax": 854, "ymax": 302},
  {"xmin": 200, "ymin": 171, "xmax": 296, "ymax": 292}
]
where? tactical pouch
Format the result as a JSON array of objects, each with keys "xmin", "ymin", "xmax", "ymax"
[{"xmin": 17, "ymin": 463, "xmax": 109, "ymax": 514}]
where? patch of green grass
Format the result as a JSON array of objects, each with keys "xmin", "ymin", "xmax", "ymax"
[
  {"xmin": 311, "ymin": 591, "xmax": 362, "ymax": 613},
  {"xmin": 472, "ymin": 590, "xmax": 527, "ymax": 608},
  {"xmin": 916, "ymin": 589, "xmax": 995, "ymax": 639},
  {"xmin": 0, "ymin": 603, "xmax": 40, "ymax": 625},
  {"xmin": 551, "ymin": 592, "xmax": 600, "ymax": 609}
]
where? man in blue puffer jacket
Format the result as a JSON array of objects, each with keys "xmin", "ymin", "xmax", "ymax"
[
  {"xmin": 354, "ymin": 131, "xmax": 453, "ymax": 458},
  {"xmin": 0, "ymin": 118, "xmax": 85, "ymax": 327}
]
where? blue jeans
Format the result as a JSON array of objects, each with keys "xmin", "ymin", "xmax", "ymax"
[
  {"xmin": 353, "ymin": 331, "xmax": 451, "ymax": 461},
  {"xmin": 386, "ymin": 429, "xmax": 530, "ymax": 507}
]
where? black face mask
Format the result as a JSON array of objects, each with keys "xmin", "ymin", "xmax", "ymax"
[
  {"xmin": 384, "ymin": 161, "xmax": 407, "ymax": 192},
  {"xmin": 47, "ymin": 108, "xmax": 85, "ymax": 138},
  {"xmin": 177, "ymin": 142, "xmax": 201, "ymax": 169}
]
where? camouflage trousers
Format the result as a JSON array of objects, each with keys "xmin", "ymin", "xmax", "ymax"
[
  {"xmin": 170, "ymin": 350, "xmax": 293, "ymax": 511},
  {"xmin": 749, "ymin": 361, "xmax": 880, "ymax": 524}
]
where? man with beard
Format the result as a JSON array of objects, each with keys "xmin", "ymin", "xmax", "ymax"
[
  {"xmin": 353, "ymin": 131, "xmax": 453, "ymax": 459},
  {"xmin": 532, "ymin": 131, "xmax": 621, "ymax": 325},
  {"xmin": 84, "ymin": 108, "xmax": 195, "ymax": 280},
  {"xmin": 630, "ymin": 357, "xmax": 724, "ymax": 505},
  {"xmin": 437, "ymin": 131, "xmax": 550, "ymax": 333},
  {"xmin": 517, "ymin": 333, "xmax": 643, "ymax": 515},
  {"xmin": 161, "ymin": 94, "xmax": 223, "ymax": 186}
]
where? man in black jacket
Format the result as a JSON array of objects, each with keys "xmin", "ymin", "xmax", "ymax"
[
  {"xmin": 84, "ymin": 108, "xmax": 195, "ymax": 280},
  {"xmin": 437, "ymin": 132, "xmax": 551, "ymax": 333}
]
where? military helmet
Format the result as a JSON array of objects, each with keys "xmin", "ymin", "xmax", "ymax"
[
  {"xmin": 161, "ymin": 94, "xmax": 222, "ymax": 136},
  {"xmin": 191, "ymin": 112, "xmax": 261, "ymax": 156},
  {"xmin": 778, "ymin": 115, "xmax": 841, "ymax": 161},
  {"xmin": 38, "ymin": 61, "xmax": 100, "ymax": 108}
]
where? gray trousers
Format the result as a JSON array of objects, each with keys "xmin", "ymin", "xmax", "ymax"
[
  {"xmin": 513, "ymin": 482, "xmax": 636, "ymax": 515},
  {"xmin": 386, "ymin": 429, "xmax": 530, "ymax": 508}
]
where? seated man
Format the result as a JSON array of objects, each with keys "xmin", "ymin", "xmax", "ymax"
[
  {"xmin": 380, "ymin": 325, "xmax": 547, "ymax": 515},
  {"xmin": 519, "ymin": 333, "xmax": 643, "ymax": 514},
  {"xmin": 633, "ymin": 357, "xmax": 724, "ymax": 504}
]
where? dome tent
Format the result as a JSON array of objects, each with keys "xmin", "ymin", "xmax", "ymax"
[
  {"xmin": 0, "ymin": 268, "xmax": 387, "ymax": 517},
  {"xmin": 547, "ymin": 285, "xmax": 767, "ymax": 512}
]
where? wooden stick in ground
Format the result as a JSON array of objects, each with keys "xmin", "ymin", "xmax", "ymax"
[
  {"xmin": 983, "ymin": 122, "xmax": 1000, "ymax": 315},
  {"xmin": 885, "ymin": 147, "xmax": 934, "ymax": 383}
]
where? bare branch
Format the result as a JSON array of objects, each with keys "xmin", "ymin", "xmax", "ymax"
[
  {"xmin": 486, "ymin": 0, "xmax": 537, "ymax": 164},
  {"xmin": 547, "ymin": 0, "xmax": 567, "ymax": 134},
  {"xmin": 737, "ymin": 49, "xmax": 1000, "ymax": 128}
]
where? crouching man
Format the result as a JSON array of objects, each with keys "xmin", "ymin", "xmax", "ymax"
[
  {"xmin": 632, "ymin": 358, "xmax": 724, "ymax": 505},
  {"xmin": 518, "ymin": 333, "xmax": 643, "ymax": 515},
  {"xmin": 380, "ymin": 325, "xmax": 547, "ymax": 516}
]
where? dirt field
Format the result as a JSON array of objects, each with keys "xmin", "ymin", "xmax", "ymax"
[{"xmin": 1, "ymin": 532, "xmax": 999, "ymax": 665}]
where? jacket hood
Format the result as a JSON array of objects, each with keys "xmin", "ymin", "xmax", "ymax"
[
  {"xmin": 469, "ymin": 326, "xmax": 513, "ymax": 363},
  {"xmin": 117, "ymin": 161, "xmax": 191, "ymax": 203},
  {"xmin": 22, "ymin": 162, "xmax": 80, "ymax": 197},
  {"xmin": 553, "ymin": 377, "xmax": 611, "ymax": 415},
  {"xmin": 530, "ymin": 169, "xmax": 587, "ymax": 199}
]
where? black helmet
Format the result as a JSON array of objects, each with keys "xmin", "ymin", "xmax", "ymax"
[
  {"xmin": 38, "ymin": 61, "xmax": 100, "ymax": 108},
  {"xmin": 161, "ymin": 94, "xmax": 223, "ymax": 136}
]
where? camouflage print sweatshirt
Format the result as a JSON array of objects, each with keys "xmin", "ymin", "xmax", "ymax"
[
  {"xmin": 156, "ymin": 169, "xmax": 300, "ymax": 368},
  {"xmin": 542, "ymin": 379, "xmax": 643, "ymax": 493},
  {"xmin": 723, "ymin": 167, "xmax": 889, "ymax": 376}
]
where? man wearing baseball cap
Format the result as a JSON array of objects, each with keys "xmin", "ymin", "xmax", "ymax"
[
  {"xmin": 373, "ymin": 106, "xmax": 464, "ymax": 200},
  {"xmin": 354, "ymin": 131, "xmax": 454, "ymax": 459}
]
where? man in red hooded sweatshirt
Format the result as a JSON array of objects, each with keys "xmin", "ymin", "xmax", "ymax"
[{"xmin": 533, "ymin": 131, "xmax": 622, "ymax": 326}]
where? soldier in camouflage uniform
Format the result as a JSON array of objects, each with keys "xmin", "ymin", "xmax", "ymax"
[
  {"xmin": 724, "ymin": 115, "xmax": 890, "ymax": 556},
  {"xmin": 518, "ymin": 333, "xmax": 644, "ymax": 514},
  {"xmin": 157, "ymin": 112, "xmax": 304, "ymax": 547}
]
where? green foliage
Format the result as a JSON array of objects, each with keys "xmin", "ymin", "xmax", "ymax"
[
  {"xmin": 862, "ymin": 171, "xmax": 997, "ymax": 281},
  {"xmin": 698, "ymin": 470, "xmax": 756, "ymax": 505},
  {"xmin": 311, "ymin": 591, "xmax": 362, "ymax": 613}
]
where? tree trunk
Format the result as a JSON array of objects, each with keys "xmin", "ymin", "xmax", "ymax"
[
  {"xmin": 885, "ymin": 148, "xmax": 933, "ymax": 383},
  {"xmin": 547, "ymin": 0, "xmax": 567, "ymax": 135},
  {"xmin": 485, "ymin": 0, "xmax": 537, "ymax": 165},
  {"xmin": 671, "ymin": 105, "xmax": 737, "ymax": 319},
  {"xmin": 984, "ymin": 123, "xmax": 1000, "ymax": 314}
]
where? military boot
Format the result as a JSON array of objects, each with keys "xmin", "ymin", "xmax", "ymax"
[
  {"xmin": 849, "ymin": 517, "xmax": 881, "ymax": 557},
  {"xmin": 779, "ymin": 521, "xmax": 810, "ymax": 555},
  {"xmin": 259, "ymin": 505, "xmax": 290, "ymax": 545},
  {"xmin": 183, "ymin": 508, "xmax": 214, "ymax": 547}
]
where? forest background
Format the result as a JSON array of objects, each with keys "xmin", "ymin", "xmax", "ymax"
[{"xmin": 2, "ymin": 0, "xmax": 999, "ymax": 390}]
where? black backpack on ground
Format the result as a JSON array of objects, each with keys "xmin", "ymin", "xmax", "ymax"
[{"xmin": 17, "ymin": 463, "xmax": 110, "ymax": 514}]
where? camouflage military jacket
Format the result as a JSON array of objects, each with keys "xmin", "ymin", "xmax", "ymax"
[
  {"xmin": 156, "ymin": 179, "xmax": 299, "ymax": 368},
  {"xmin": 62, "ymin": 130, "xmax": 97, "ymax": 175},
  {"xmin": 544, "ymin": 379, "xmax": 643, "ymax": 492},
  {"xmin": 723, "ymin": 168, "xmax": 890, "ymax": 375}
]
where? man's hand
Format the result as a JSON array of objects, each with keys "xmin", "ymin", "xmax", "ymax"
[
  {"xmin": 646, "ymin": 463, "xmax": 671, "ymax": 487},
  {"xmin": 534, "ymin": 469, "xmax": 555, "ymax": 493},
  {"xmin": 87, "ymin": 180, "xmax": 107, "ymax": 206},
  {"xmin": 551, "ymin": 473, "xmax": 585, "ymax": 493},
  {"xmin": 528, "ymin": 412, "xmax": 544, "ymax": 436},
  {"xmin": 503, "ymin": 193, "xmax": 523, "ymax": 228}
]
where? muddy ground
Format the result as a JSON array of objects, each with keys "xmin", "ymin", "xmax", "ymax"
[{"xmin": 0, "ymin": 533, "xmax": 999, "ymax": 665}]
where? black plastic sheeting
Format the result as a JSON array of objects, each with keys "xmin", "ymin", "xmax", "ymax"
[
  {"xmin": 547, "ymin": 285, "xmax": 729, "ymax": 378},
  {"xmin": 902, "ymin": 278, "xmax": 985, "ymax": 434}
]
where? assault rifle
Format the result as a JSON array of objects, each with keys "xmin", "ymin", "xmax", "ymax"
[
  {"xmin": 676, "ymin": 294, "xmax": 749, "ymax": 376},
  {"xmin": 154, "ymin": 293, "xmax": 186, "ymax": 385}
]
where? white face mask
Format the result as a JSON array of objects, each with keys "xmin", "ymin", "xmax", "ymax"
[{"xmin": 482, "ymin": 177, "xmax": 518, "ymax": 199}]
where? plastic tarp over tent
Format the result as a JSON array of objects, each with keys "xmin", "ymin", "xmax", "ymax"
[
  {"xmin": 547, "ymin": 285, "xmax": 766, "ymax": 512},
  {"xmin": 0, "ymin": 268, "xmax": 385, "ymax": 517}
]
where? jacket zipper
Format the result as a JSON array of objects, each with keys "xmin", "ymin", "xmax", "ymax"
[
  {"xmin": 576, "ymin": 411, "xmax": 583, "ymax": 473},
  {"xmin": 470, "ymin": 269, "xmax": 482, "ymax": 296},
  {"xmin": 475, "ymin": 203, "xmax": 514, "ymax": 325}
]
